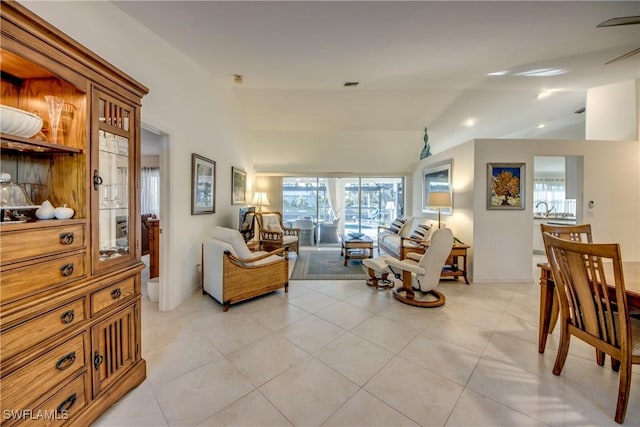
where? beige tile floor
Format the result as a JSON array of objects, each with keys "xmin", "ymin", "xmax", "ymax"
[{"xmin": 93, "ymin": 254, "xmax": 640, "ymax": 426}]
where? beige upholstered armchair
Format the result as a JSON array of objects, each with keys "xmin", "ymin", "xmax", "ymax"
[
  {"xmin": 202, "ymin": 227, "xmax": 289, "ymax": 311},
  {"xmin": 256, "ymin": 211, "xmax": 300, "ymax": 254}
]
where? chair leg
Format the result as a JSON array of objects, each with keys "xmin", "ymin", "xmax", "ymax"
[
  {"xmin": 614, "ymin": 360, "xmax": 632, "ymax": 424},
  {"xmin": 611, "ymin": 357, "xmax": 621, "ymax": 372},
  {"xmin": 365, "ymin": 267, "xmax": 393, "ymax": 290},
  {"xmin": 552, "ymin": 324, "xmax": 571, "ymax": 375},
  {"xmin": 596, "ymin": 349, "xmax": 605, "ymax": 366}
]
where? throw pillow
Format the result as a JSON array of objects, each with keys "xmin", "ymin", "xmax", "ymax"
[
  {"xmin": 389, "ymin": 217, "xmax": 407, "ymax": 234},
  {"xmin": 264, "ymin": 215, "xmax": 284, "ymax": 233},
  {"xmin": 410, "ymin": 224, "xmax": 432, "ymax": 241}
]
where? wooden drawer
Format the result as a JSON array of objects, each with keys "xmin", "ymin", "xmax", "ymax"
[
  {"xmin": 7, "ymin": 374, "xmax": 87, "ymax": 427},
  {"xmin": 91, "ymin": 277, "xmax": 135, "ymax": 316},
  {"xmin": 0, "ymin": 224, "xmax": 85, "ymax": 265},
  {"xmin": 1, "ymin": 298, "xmax": 86, "ymax": 363},
  {"xmin": 0, "ymin": 334, "xmax": 86, "ymax": 413},
  {"xmin": 0, "ymin": 252, "xmax": 86, "ymax": 304}
]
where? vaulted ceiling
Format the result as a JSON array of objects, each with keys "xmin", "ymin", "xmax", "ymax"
[{"xmin": 116, "ymin": 1, "xmax": 640, "ymax": 153}]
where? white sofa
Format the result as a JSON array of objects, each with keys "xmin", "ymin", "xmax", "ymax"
[
  {"xmin": 202, "ymin": 227, "xmax": 289, "ymax": 311},
  {"xmin": 378, "ymin": 217, "xmax": 439, "ymax": 259}
]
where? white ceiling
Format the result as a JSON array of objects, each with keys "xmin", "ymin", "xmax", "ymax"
[{"xmin": 115, "ymin": 1, "xmax": 640, "ymax": 152}]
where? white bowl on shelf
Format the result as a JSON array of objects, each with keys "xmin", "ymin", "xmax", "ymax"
[{"xmin": 0, "ymin": 105, "xmax": 43, "ymax": 138}]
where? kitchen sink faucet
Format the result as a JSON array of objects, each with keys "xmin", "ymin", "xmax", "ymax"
[{"xmin": 535, "ymin": 201, "xmax": 555, "ymax": 217}]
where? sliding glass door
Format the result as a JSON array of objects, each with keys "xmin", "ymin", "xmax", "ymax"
[{"xmin": 282, "ymin": 176, "xmax": 404, "ymax": 246}]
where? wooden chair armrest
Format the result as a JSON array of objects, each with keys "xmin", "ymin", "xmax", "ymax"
[
  {"xmin": 224, "ymin": 248, "xmax": 288, "ymax": 265},
  {"xmin": 400, "ymin": 236, "xmax": 428, "ymax": 248},
  {"xmin": 405, "ymin": 252, "xmax": 422, "ymax": 262}
]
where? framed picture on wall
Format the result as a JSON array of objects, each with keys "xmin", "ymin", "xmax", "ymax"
[
  {"xmin": 422, "ymin": 160, "xmax": 453, "ymax": 214},
  {"xmin": 191, "ymin": 153, "xmax": 216, "ymax": 215},
  {"xmin": 231, "ymin": 167, "xmax": 247, "ymax": 205},
  {"xmin": 487, "ymin": 162, "xmax": 525, "ymax": 210}
]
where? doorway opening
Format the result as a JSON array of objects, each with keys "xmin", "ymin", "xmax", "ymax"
[
  {"xmin": 532, "ymin": 155, "xmax": 583, "ymax": 257},
  {"xmin": 141, "ymin": 124, "xmax": 170, "ymax": 310}
]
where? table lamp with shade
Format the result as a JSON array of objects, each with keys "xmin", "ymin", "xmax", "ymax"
[
  {"xmin": 427, "ymin": 192, "xmax": 451, "ymax": 229},
  {"xmin": 251, "ymin": 191, "xmax": 270, "ymax": 212}
]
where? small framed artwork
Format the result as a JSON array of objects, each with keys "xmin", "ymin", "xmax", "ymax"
[
  {"xmin": 231, "ymin": 167, "xmax": 247, "ymax": 205},
  {"xmin": 487, "ymin": 162, "xmax": 525, "ymax": 210},
  {"xmin": 191, "ymin": 153, "xmax": 216, "ymax": 215},
  {"xmin": 422, "ymin": 160, "xmax": 453, "ymax": 214}
]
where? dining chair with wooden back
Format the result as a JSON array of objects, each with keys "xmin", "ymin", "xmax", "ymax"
[
  {"xmin": 539, "ymin": 223, "xmax": 605, "ymax": 362},
  {"xmin": 542, "ymin": 233, "xmax": 640, "ymax": 424},
  {"xmin": 540, "ymin": 223, "xmax": 593, "ymax": 243}
]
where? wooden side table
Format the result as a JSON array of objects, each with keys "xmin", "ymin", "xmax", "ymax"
[
  {"xmin": 441, "ymin": 244, "xmax": 470, "ymax": 284},
  {"xmin": 341, "ymin": 234, "xmax": 374, "ymax": 266}
]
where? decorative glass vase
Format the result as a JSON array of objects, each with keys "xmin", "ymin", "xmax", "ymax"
[
  {"xmin": 420, "ymin": 127, "xmax": 432, "ymax": 159},
  {"xmin": 44, "ymin": 95, "xmax": 65, "ymax": 144}
]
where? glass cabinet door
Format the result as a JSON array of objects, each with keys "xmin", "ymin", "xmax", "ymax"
[{"xmin": 92, "ymin": 89, "xmax": 137, "ymax": 272}]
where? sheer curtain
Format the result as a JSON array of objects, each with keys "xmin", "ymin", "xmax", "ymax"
[
  {"xmin": 533, "ymin": 178, "xmax": 575, "ymax": 215},
  {"xmin": 141, "ymin": 167, "xmax": 160, "ymax": 216}
]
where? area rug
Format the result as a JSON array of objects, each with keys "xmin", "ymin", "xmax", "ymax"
[{"xmin": 290, "ymin": 250, "xmax": 368, "ymax": 280}]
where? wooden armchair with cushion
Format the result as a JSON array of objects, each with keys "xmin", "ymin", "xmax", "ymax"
[
  {"xmin": 202, "ymin": 227, "xmax": 289, "ymax": 311},
  {"xmin": 256, "ymin": 211, "xmax": 300, "ymax": 254}
]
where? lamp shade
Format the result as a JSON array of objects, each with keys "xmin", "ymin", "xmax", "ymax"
[
  {"xmin": 427, "ymin": 192, "xmax": 451, "ymax": 208},
  {"xmin": 251, "ymin": 191, "xmax": 270, "ymax": 207}
]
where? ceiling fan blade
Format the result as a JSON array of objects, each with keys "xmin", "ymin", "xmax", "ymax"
[
  {"xmin": 605, "ymin": 47, "xmax": 640, "ymax": 64},
  {"xmin": 597, "ymin": 16, "xmax": 640, "ymax": 27}
]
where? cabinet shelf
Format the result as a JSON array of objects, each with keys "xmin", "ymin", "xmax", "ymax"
[{"xmin": 0, "ymin": 133, "xmax": 83, "ymax": 154}]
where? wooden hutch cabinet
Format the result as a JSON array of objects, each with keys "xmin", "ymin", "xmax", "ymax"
[{"xmin": 0, "ymin": 2, "xmax": 148, "ymax": 425}]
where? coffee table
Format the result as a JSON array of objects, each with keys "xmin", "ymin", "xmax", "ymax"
[{"xmin": 341, "ymin": 234, "xmax": 374, "ymax": 266}]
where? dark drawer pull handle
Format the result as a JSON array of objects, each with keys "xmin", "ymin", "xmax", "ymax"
[
  {"xmin": 60, "ymin": 263, "xmax": 75, "ymax": 276},
  {"xmin": 93, "ymin": 169, "xmax": 103, "ymax": 190},
  {"xmin": 56, "ymin": 351, "xmax": 76, "ymax": 370},
  {"xmin": 60, "ymin": 310, "xmax": 75, "ymax": 324},
  {"xmin": 59, "ymin": 232, "xmax": 75, "ymax": 245},
  {"xmin": 93, "ymin": 352, "xmax": 103, "ymax": 370},
  {"xmin": 110, "ymin": 288, "xmax": 122, "ymax": 299},
  {"xmin": 56, "ymin": 393, "xmax": 77, "ymax": 415}
]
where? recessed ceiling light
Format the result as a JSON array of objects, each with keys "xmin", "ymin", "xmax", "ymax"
[
  {"xmin": 536, "ymin": 90, "xmax": 552, "ymax": 99},
  {"xmin": 487, "ymin": 70, "xmax": 509, "ymax": 76},
  {"xmin": 516, "ymin": 68, "xmax": 567, "ymax": 77},
  {"xmin": 463, "ymin": 118, "xmax": 476, "ymax": 127},
  {"xmin": 344, "ymin": 81, "xmax": 359, "ymax": 87},
  {"xmin": 537, "ymin": 123, "xmax": 547, "ymax": 129}
]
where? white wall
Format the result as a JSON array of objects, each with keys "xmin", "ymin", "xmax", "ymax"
[
  {"xmin": 23, "ymin": 1, "xmax": 254, "ymax": 310},
  {"xmin": 412, "ymin": 138, "xmax": 640, "ymax": 284},
  {"xmin": 410, "ymin": 141, "xmax": 475, "ymax": 247},
  {"xmin": 586, "ymin": 80, "xmax": 639, "ymax": 141},
  {"xmin": 252, "ymin": 130, "xmax": 420, "ymax": 174}
]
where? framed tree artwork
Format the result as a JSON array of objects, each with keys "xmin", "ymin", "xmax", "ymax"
[
  {"xmin": 487, "ymin": 162, "xmax": 525, "ymax": 210},
  {"xmin": 231, "ymin": 167, "xmax": 247, "ymax": 205},
  {"xmin": 191, "ymin": 153, "xmax": 216, "ymax": 214}
]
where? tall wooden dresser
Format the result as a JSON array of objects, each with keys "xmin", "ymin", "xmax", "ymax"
[{"xmin": 0, "ymin": 2, "xmax": 149, "ymax": 425}]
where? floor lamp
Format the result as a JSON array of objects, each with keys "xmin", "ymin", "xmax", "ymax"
[{"xmin": 427, "ymin": 192, "xmax": 451, "ymax": 229}]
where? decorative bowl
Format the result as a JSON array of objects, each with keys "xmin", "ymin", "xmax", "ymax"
[
  {"xmin": 0, "ymin": 105, "xmax": 43, "ymax": 138},
  {"xmin": 348, "ymin": 232, "xmax": 365, "ymax": 239},
  {"xmin": 54, "ymin": 204, "xmax": 75, "ymax": 219}
]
